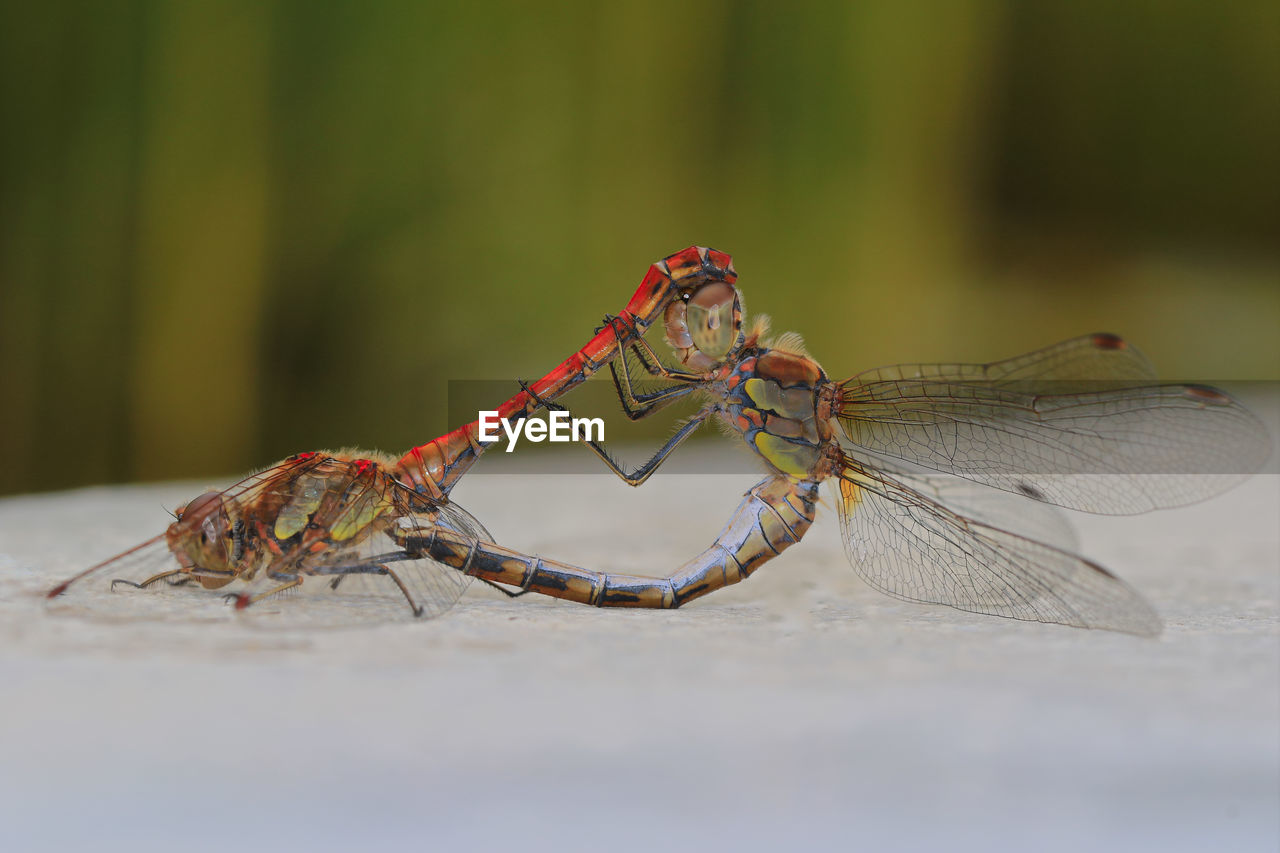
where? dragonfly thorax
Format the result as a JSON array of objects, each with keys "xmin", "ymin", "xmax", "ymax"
[{"xmin": 721, "ymin": 345, "xmax": 834, "ymax": 481}]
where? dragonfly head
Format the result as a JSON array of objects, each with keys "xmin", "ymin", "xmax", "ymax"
[
  {"xmin": 664, "ymin": 280, "xmax": 744, "ymax": 370},
  {"xmin": 166, "ymin": 491, "xmax": 241, "ymax": 589}
]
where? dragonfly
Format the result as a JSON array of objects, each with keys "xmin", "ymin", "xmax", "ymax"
[
  {"xmin": 410, "ymin": 276, "xmax": 1272, "ymax": 635},
  {"xmin": 45, "ymin": 247, "xmax": 737, "ymax": 619}
]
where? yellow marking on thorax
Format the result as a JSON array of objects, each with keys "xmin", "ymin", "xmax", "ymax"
[
  {"xmin": 274, "ymin": 474, "xmax": 327, "ymax": 540},
  {"xmin": 743, "ymin": 377, "xmax": 814, "ymax": 417},
  {"xmin": 753, "ymin": 433, "xmax": 820, "ymax": 479},
  {"xmin": 329, "ymin": 497, "xmax": 389, "ymax": 542}
]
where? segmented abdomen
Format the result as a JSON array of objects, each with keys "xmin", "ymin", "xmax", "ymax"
[{"xmin": 408, "ymin": 475, "xmax": 819, "ymax": 608}]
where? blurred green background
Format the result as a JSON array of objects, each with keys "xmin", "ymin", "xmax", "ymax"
[{"xmin": 1, "ymin": 0, "xmax": 1277, "ymax": 495}]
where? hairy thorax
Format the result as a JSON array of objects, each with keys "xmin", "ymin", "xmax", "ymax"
[{"xmin": 718, "ymin": 346, "xmax": 834, "ymax": 480}]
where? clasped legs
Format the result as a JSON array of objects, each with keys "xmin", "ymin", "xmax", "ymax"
[{"xmin": 520, "ymin": 316, "xmax": 719, "ymax": 487}]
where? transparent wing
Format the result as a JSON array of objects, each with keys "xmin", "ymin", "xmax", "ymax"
[
  {"xmin": 838, "ymin": 334, "xmax": 1272, "ymax": 515},
  {"xmin": 293, "ymin": 490, "xmax": 485, "ymax": 619},
  {"xmin": 43, "ymin": 534, "xmax": 198, "ymax": 621},
  {"xmin": 389, "ymin": 493, "xmax": 488, "ymax": 617},
  {"xmin": 240, "ymin": 532, "xmax": 475, "ymax": 624},
  {"xmin": 837, "ymin": 453, "xmax": 1162, "ymax": 636},
  {"xmin": 850, "ymin": 332, "xmax": 1160, "ymax": 385},
  {"xmin": 228, "ymin": 469, "xmax": 485, "ymax": 622},
  {"xmin": 859, "ymin": 453, "xmax": 1081, "ymax": 554},
  {"xmin": 44, "ymin": 454, "xmax": 332, "ymax": 609}
]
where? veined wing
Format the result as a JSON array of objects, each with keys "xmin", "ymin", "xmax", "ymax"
[
  {"xmin": 850, "ymin": 333, "xmax": 1159, "ymax": 386},
  {"xmin": 379, "ymin": 486, "xmax": 489, "ymax": 618},
  {"xmin": 837, "ymin": 334, "xmax": 1271, "ymax": 515},
  {"xmin": 837, "ymin": 453, "xmax": 1162, "ymax": 636},
  {"xmin": 44, "ymin": 453, "xmax": 334, "ymax": 612},
  {"xmin": 225, "ymin": 467, "xmax": 488, "ymax": 621},
  {"xmin": 43, "ymin": 533, "xmax": 194, "ymax": 619},
  {"xmin": 856, "ymin": 452, "xmax": 1081, "ymax": 554}
]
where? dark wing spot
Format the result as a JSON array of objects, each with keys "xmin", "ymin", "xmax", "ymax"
[
  {"xmin": 1082, "ymin": 557, "xmax": 1120, "ymax": 581},
  {"xmin": 1091, "ymin": 333, "xmax": 1127, "ymax": 351},
  {"xmin": 1015, "ymin": 482, "xmax": 1047, "ymax": 500},
  {"xmin": 1183, "ymin": 384, "xmax": 1231, "ymax": 405}
]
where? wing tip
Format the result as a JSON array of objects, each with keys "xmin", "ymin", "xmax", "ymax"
[
  {"xmin": 1104, "ymin": 611, "xmax": 1164, "ymax": 638},
  {"xmin": 1088, "ymin": 332, "xmax": 1128, "ymax": 351}
]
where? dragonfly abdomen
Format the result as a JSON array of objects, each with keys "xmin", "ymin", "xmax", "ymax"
[
  {"xmin": 666, "ymin": 475, "xmax": 821, "ymax": 604},
  {"xmin": 394, "ymin": 247, "xmax": 738, "ymax": 498},
  {"xmin": 406, "ymin": 475, "xmax": 819, "ymax": 609}
]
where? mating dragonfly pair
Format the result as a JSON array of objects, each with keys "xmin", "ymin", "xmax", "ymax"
[{"xmin": 47, "ymin": 247, "xmax": 1271, "ymax": 635}]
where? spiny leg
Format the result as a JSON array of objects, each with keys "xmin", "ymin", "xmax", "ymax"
[
  {"xmin": 226, "ymin": 577, "xmax": 303, "ymax": 610},
  {"xmin": 379, "ymin": 564, "xmax": 426, "ymax": 617},
  {"xmin": 564, "ymin": 313, "xmax": 693, "ymax": 419},
  {"xmin": 323, "ymin": 561, "xmax": 423, "ymax": 613},
  {"xmin": 519, "ymin": 380, "xmax": 715, "ymax": 486},
  {"xmin": 317, "ymin": 552, "xmax": 517, "ymax": 613},
  {"xmin": 112, "ymin": 566, "xmax": 237, "ymax": 591},
  {"xmin": 601, "ymin": 318, "xmax": 719, "ymax": 420},
  {"xmin": 607, "ymin": 355, "xmax": 698, "ymax": 420},
  {"xmin": 111, "ymin": 569, "xmax": 191, "ymax": 591},
  {"xmin": 587, "ymin": 314, "xmax": 715, "ymax": 421},
  {"xmin": 575, "ymin": 407, "xmax": 716, "ymax": 486},
  {"xmin": 603, "ymin": 314, "xmax": 709, "ymax": 383}
]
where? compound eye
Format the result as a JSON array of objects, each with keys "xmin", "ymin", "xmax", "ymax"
[
  {"xmin": 686, "ymin": 282, "xmax": 737, "ymax": 360},
  {"xmin": 176, "ymin": 491, "xmax": 233, "ymax": 563},
  {"xmin": 177, "ymin": 491, "xmax": 223, "ymax": 522}
]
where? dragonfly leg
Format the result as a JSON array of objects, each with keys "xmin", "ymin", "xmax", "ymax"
[
  {"xmin": 323, "ymin": 566, "xmax": 390, "ymax": 592},
  {"xmin": 604, "ymin": 314, "xmax": 709, "ymax": 383},
  {"xmin": 576, "ymin": 407, "xmax": 715, "ymax": 486},
  {"xmin": 521, "ymin": 378, "xmax": 715, "ymax": 486},
  {"xmin": 226, "ymin": 577, "xmax": 303, "ymax": 610},
  {"xmin": 111, "ymin": 569, "xmax": 190, "ymax": 591},
  {"xmin": 599, "ymin": 313, "xmax": 711, "ymax": 417},
  {"xmin": 314, "ymin": 554, "xmax": 482, "ymax": 615},
  {"xmin": 318, "ymin": 562, "xmax": 399, "ymax": 596},
  {"xmin": 607, "ymin": 350, "xmax": 698, "ymax": 420},
  {"xmin": 379, "ymin": 565, "xmax": 425, "ymax": 617}
]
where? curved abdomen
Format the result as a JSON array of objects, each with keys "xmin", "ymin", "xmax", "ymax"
[{"xmin": 410, "ymin": 475, "xmax": 820, "ymax": 608}]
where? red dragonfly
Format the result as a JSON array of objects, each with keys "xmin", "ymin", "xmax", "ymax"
[
  {"xmin": 409, "ymin": 275, "xmax": 1271, "ymax": 635},
  {"xmin": 46, "ymin": 247, "xmax": 736, "ymax": 619}
]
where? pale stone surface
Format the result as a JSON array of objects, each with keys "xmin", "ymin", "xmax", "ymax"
[{"xmin": 0, "ymin": 447, "xmax": 1276, "ymax": 852}]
